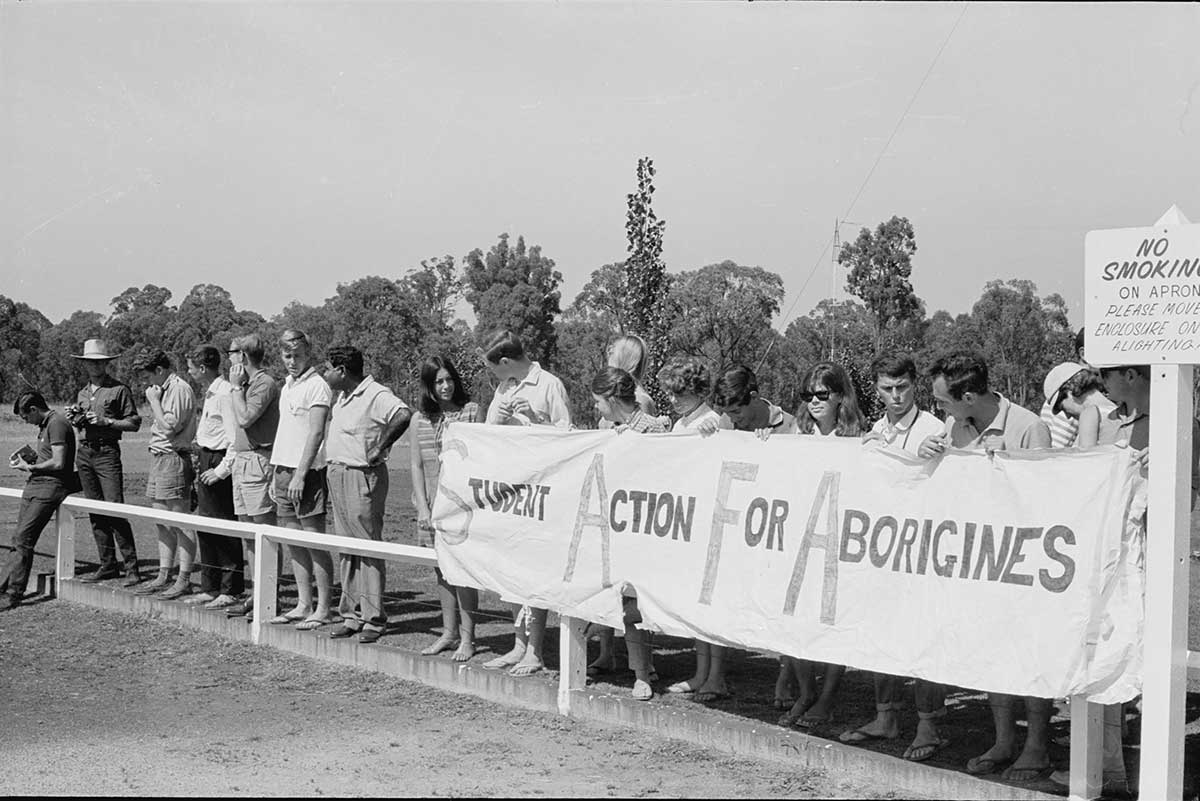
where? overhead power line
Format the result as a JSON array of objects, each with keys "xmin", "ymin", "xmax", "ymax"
[{"xmin": 760, "ymin": 2, "xmax": 970, "ymax": 373}]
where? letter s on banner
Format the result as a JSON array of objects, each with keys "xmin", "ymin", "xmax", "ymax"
[{"xmin": 434, "ymin": 438, "xmax": 474, "ymax": 545}]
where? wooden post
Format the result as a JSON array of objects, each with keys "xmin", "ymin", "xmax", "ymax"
[
  {"xmin": 1139, "ymin": 361, "xmax": 1192, "ymax": 801},
  {"xmin": 251, "ymin": 529, "xmax": 278, "ymax": 646},
  {"xmin": 54, "ymin": 507, "xmax": 75, "ymax": 592},
  {"xmin": 1068, "ymin": 694, "xmax": 1103, "ymax": 800},
  {"xmin": 557, "ymin": 616, "xmax": 587, "ymax": 715}
]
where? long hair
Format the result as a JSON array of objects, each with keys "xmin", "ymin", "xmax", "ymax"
[
  {"xmin": 607, "ymin": 335, "xmax": 648, "ymax": 383},
  {"xmin": 795, "ymin": 361, "xmax": 866, "ymax": 436},
  {"xmin": 419, "ymin": 355, "xmax": 470, "ymax": 417}
]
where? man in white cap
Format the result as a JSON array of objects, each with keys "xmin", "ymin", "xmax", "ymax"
[{"xmin": 70, "ymin": 339, "xmax": 144, "ymax": 586}]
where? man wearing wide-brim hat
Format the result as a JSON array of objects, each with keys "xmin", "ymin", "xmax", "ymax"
[{"xmin": 70, "ymin": 339, "xmax": 144, "ymax": 586}]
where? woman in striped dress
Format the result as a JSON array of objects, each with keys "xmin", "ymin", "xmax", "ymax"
[{"xmin": 410, "ymin": 355, "xmax": 482, "ymax": 661}]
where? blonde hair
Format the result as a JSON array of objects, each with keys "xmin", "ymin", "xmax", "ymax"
[{"xmin": 607, "ymin": 334, "xmax": 648, "ymax": 382}]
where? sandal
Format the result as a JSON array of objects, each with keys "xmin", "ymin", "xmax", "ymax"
[
  {"xmin": 295, "ymin": 617, "xmax": 332, "ymax": 631},
  {"xmin": 268, "ymin": 611, "xmax": 306, "ymax": 625}
]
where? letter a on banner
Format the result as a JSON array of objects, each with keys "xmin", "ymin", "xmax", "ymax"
[
  {"xmin": 562, "ymin": 454, "xmax": 611, "ymax": 587},
  {"xmin": 783, "ymin": 470, "xmax": 841, "ymax": 624}
]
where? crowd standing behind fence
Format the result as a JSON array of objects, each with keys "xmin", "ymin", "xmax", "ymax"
[{"xmin": 0, "ymin": 327, "xmax": 1175, "ymax": 793}]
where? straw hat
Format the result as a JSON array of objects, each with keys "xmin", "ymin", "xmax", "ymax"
[{"xmin": 71, "ymin": 339, "xmax": 119, "ymax": 361}]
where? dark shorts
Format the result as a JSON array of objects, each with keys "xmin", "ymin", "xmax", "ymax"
[
  {"xmin": 273, "ymin": 466, "xmax": 327, "ymax": 520},
  {"xmin": 146, "ymin": 451, "xmax": 194, "ymax": 502}
]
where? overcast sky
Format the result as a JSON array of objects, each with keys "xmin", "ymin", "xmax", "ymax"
[{"xmin": 2, "ymin": 2, "xmax": 1198, "ymax": 330}]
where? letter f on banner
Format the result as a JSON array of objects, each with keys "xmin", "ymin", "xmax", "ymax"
[
  {"xmin": 698, "ymin": 461, "xmax": 758, "ymax": 604},
  {"xmin": 783, "ymin": 471, "xmax": 841, "ymax": 624},
  {"xmin": 562, "ymin": 454, "xmax": 612, "ymax": 587}
]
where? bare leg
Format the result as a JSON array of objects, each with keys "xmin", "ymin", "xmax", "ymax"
[
  {"xmin": 423, "ymin": 567, "xmax": 461, "ymax": 655},
  {"xmin": 774, "ymin": 653, "xmax": 798, "ymax": 708},
  {"xmin": 902, "ymin": 680, "xmax": 947, "ymax": 761},
  {"xmin": 452, "ymin": 586, "xmax": 478, "ymax": 661},
  {"xmin": 801, "ymin": 663, "xmax": 844, "ymax": 724},
  {"xmin": 779, "ymin": 657, "xmax": 818, "ymax": 726},
  {"xmin": 589, "ymin": 626, "xmax": 616, "ymax": 673},
  {"xmin": 625, "ymin": 624, "xmax": 654, "ymax": 700},
  {"xmin": 482, "ymin": 604, "xmax": 527, "ymax": 670},
  {"xmin": 696, "ymin": 645, "xmax": 729, "ymax": 700},
  {"xmin": 279, "ymin": 519, "xmax": 314, "ymax": 619},
  {"xmin": 296, "ymin": 515, "xmax": 332, "ymax": 621},
  {"xmin": 967, "ymin": 693, "xmax": 1017, "ymax": 773},
  {"xmin": 670, "ymin": 640, "xmax": 709, "ymax": 693},
  {"xmin": 1002, "ymin": 696, "xmax": 1052, "ymax": 781},
  {"xmin": 841, "ymin": 673, "xmax": 901, "ymax": 741},
  {"xmin": 510, "ymin": 607, "xmax": 547, "ymax": 676}
]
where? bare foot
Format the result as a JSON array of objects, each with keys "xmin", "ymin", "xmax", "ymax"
[
  {"xmin": 1001, "ymin": 747, "xmax": 1050, "ymax": 782},
  {"xmin": 778, "ymin": 696, "xmax": 815, "ymax": 727},
  {"xmin": 839, "ymin": 710, "xmax": 900, "ymax": 742},
  {"xmin": 482, "ymin": 645, "xmax": 526, "ymax": 671},
  {"xmin": 451, "ymin": 642, "xmax": 475, "ymax": 662},
  {"xmin": 965, "ymin": 744, "xmax": 1015, "ymax": 775},
  {"xmin": 508, "ymin": 655, "xmax": 544, "ymax": 677},
  {"xmin": 421, "ymin": 633, "xmax": 460, "ymax": 656},
  {"xmin": 774, "ymin": 667, "xmax": 798, "ymax": 709}
]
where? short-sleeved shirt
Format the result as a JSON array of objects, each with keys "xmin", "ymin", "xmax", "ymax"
[
  {"xmin": 600, "ymin": 385, "xmax": 657, "ymax": 430},
  {"xmin": 946, "ymin": 393, "xmax": 1051, "ymax": 451},
  {"xmin": 75, "ymin": 375, "xmax": 140, "ymax": 443},
  {"xmin": 672, "ymin": 402, "xmax": 731, "ymax": 433},
  {"xmin": 871, "ymin": 405, "xmax": 945, "ymax": 455},
  {"xmin": 326, "ymin": 376, "xmax": 409, "ymax": 468},
  {"xmin": 485, "ymin": 362, "xmax": 571, "ymax": 429},
  {"xmin": 233, "ymin": 370, "xmax": 280, "ymax": 453},
  {"xmin": 148, "ymin": 373, "xmax": 197, "ymax": 455},
  {"xmin": 196, "ymin": 376, "xmax": 238, "ymax": 478},
  {"xmin": 1039, "ymin": 399, "xmax": 1079, "ymax": 448},
  {"xmin": 35, "ymin": 410, "xmax": 76, "ymax": 484},
  {"xmin": 272, "ymin": 367, "xmax": 333, "ymax": 469},
  {"xmin": 414, "ymin": 403, "xmax": 480, "ymax": 501}
]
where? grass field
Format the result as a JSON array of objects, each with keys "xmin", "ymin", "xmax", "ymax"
[{"xmin": 3, "ymin": 414, "xmax": 1200, "ymax": 794}]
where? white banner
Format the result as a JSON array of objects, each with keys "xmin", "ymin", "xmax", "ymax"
[{"xmin": 433, "ymin": 425, "xmax": 1145, "ymax": 702}]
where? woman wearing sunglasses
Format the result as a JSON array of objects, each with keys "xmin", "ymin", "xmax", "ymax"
[{"xmin": 777, "ymin": 361, "xmax": 866, "ymax": 730}]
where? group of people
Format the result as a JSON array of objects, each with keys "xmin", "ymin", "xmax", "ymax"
[{"xmin": 1, "ymin": 325, "xmax": 1166, "ymax": 794}]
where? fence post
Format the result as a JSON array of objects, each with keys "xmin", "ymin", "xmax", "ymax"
[
  {"xmin": 557, "ymin": 615, "xmax": 587, "ymax": 715},
  {"xmin": 1068, "ymin": 694, "xmax": 1102, "ymax": 800},
  {"xmin": 54, "ymin": 506, "xmax": 75, "ymax": 593},
  {"xmin": 1139, "ymin": 362, "xmax": 1192, "ymax": 801},
  {"xmin": 251, "ymin": 529, "xmax": 278, "ymax": 646}
]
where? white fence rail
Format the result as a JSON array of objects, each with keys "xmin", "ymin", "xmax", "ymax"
[{"xmin": 0, "ymin": 485, "xmax": 1187, "ymax": 800}]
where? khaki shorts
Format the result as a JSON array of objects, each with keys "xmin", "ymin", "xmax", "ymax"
[
  {"xmin": 232, "ymin": 450, "xmax": 274, "ymax": 517},
  {"xmin": 146, "ymin": 451, "xmax": 193, "ymax": 502},
  {"xmin": 273, "ymin": 466, "xmax": 327, "ymax": 520}
]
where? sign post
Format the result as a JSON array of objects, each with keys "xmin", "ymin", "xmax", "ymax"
[{"xmin": 1085, "ymin": 205, "xmax": 1196, "ymax": 801}]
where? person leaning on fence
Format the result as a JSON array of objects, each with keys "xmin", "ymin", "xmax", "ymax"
[
  {"xmin": 1, "ymin": 392, "xmax": 79, "ymax": 612},
  {"xmin": 587, "ymin": 334, "xmax": 661, "ymax": 675},
  {"xmin": 479, "ymin": 329, "xmax": 571, "ymax": 677},
  {"xmin": 323, "ymin": 345, "xmax": 412, "ymax": 645},
  {"xmin": 224, "ymin": 333, "xmax": 281, "ymax": 620},
  {"xmin": 70, "ymin": 339, "xmax": 144, "ymax": 587},
  {"xmin": 916, "ymin": 350, "xmax": 1054, "ymax": 782},
  {"xmin": 269, "ymin": 329, "xmax": 335, "ymax": 631},
  {"xmin": 773, "ymin": 361, "xmax": 864, "ymax": 732},
  {"xmin": 133, "ymin": 348, "xmax": 199, "ymax": 600},
  {"xmin": 655, "ymin": 355, "xmax": 732, "ymax": 702},
  {"xmin": 709, "ymin": 365, "xmax": 796, "ymax": 435},
  {"xmin": 411, "ymin": 354, "xmax": 482, "ymax": 660},
  {"xmin": 183, "ymin": 344, "xmax": 243, "ymax": 609},
  {"xmin": 841, "ymin": 353, "xmax": 949, "ymax": 762},
  {"xmin": 591, "ymin": 366, "xmax": 667, "ymax": 701},
  {"xmin": 1042, "ymin": 362, "xmax": 1200, "ymax": 796}
]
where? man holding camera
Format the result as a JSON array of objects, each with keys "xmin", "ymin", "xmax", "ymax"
[{"xmin": 68, "ymin": 339, "xmax": 143, "ymax": 586}]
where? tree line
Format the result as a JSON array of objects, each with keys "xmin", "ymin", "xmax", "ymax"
[{"xmin": 0, "ymin": 158, "xmax": 1076, "ymax": 427}]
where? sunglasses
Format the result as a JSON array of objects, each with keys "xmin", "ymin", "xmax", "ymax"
[{"xmin": 799, "ymin": 390, "xmax": 833, "ymax": 402}]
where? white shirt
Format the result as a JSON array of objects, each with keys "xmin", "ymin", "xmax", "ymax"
[
  {"xmin": 326, "ymin": 376, "xmax": 409, "ymax": 467},
  {"xmin": 870, "ymin": 405, "xmax": 945, "ymax": 455},
  {"xmin": 485, "ymin": 362, "xmax": 571, "ymax": 428},
  {"xmin": 672, "ymin": 402, "xmax": 730, "ymax": 433},
  {"xmin": 195, "ymin": 376, "xmax": 238, "ymax": 479},
  {"xmin": 272, "ymin": 367, "xmax": 333, "ymax": 469}
]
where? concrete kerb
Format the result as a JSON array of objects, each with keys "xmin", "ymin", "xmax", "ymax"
[{"xmin": 58, "ymin": 578, "xmax": 1056, "ymax": 801}]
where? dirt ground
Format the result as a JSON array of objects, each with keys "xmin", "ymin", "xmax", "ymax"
[
  {"xmin": 3, "ymin": 425, "xmax": 1200, "ymax": 797},
  {"xmin": 0, "ymin": 601, "xmax": 875, "ymax": 798}
]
